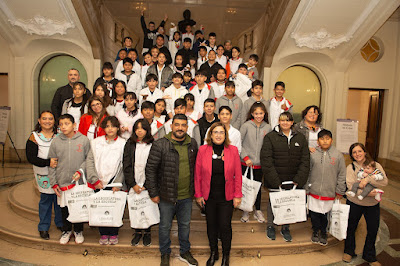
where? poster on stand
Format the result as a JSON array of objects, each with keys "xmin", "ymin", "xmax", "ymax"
[
  {"xmin": 336, "ymin": 119, "xmax": 358, "ymax": 154},
  {"xmin": 0, "ymin": 107, "xmax": 11, "ymax": 145}
]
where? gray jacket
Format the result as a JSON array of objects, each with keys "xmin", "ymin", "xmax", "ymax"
[
  {"xmin": 215, "ymin": 95, "xmax": 243, "ymax": 130},
  {"xmin": 242, "ymin": 96, "xmax": 269, "ymax": 123},
  {"xmin": 294, "ymin": 119, "xmax": 323, "ymax": 144},
  {"xmin": 48, "ymin": 132, "xmax": 90, "ymax": 188},
  {"xmin": 240, "ymin": 120, "xmax": 271, "ymax": 166},
  {"xmin": 146, "ymin": 64, "xmax": 173, "ymax": 89},
  {"xmin": 306, "ymin": 146, "xmax": 346, "ymax": 198}
]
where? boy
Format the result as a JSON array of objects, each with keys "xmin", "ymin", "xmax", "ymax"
[
  {"xmin": 194, "ymin": 98, "xmax": 219, "ymax": 145},
  {"xmin": 141, "ymin": 101, "xmax": 165, "ymax": 140},
  {"xmin": 198, "ymin": 50, "xmax": 223, "ymax": 83},
  {"xmin": 115, "ymin": 49, "xmax": 141, "ymax": 77},
  {"xmin": 163, "ymin": 72, "xmax": 188, "ymax": 117},
  {"xmin": 140, "ymin": 10, "xmax": 167, "ymax": 53},
  {"xmin": 215, "ymin": 81, "xmax": 243, "ymax": 130},
  {"xmin": 246, "ymin": 54, "xmax": 259, "ymax": 81},
  {"xmin": 242, "ymin": 80, "xmax": 269, "ymax": 122},
  {"xmin": 94, "ymin": 62, "xmax": 118, "ymax": 97},
  {"xmin": 182, "ymin": 71, "xmax": 195, "ymax": 91},
  {"xmin": 176, "ymin": 38, "xmax": 195, "ymax": 67},
  {"xmin": 139, "ymin": 74, "xmax": 163, "ymax": 104},
  {"xmin": 307, "ymin": 129, "xmax": 346, "ymax": 246},
  {"xmin": 115, "ymin": 58, "xmax": 142, "ymax": 94},
  {"xmin": 146, "ymin": 52, "xmax": 174, "ymax": 91},
  {"xmin": 268, "ymin": 81, "xmax": 293, "ymax": 130},
  {"xmin": 207, "ymin": 32, "xmax": 217, "ymax": 53},
  {"xmin": 141, "ymin": 52, "xmax": 154, "ymax": 88},
  {"xmin": 182, "ymin": 24, "xmax": 194, "ymax": 49},
  {"xmin": 189, "ymin": 70, "xmax": 215, "ymax": 114},
  {"xmin": 163, "ymin": 99, "xmax": 197, "ymax": 137},
  {"xmin": 114, "ymin": 37, "xmax": 133, "ymax": 60},
  {"xmin": 154, "ymin": 35, "xmax": 173, "ymax": 66},
  {"xmin": 193, "ymin": 29, "xmax": 209, "ymax": 54},
  {"xmin": 197, "ymin": 46, "xmax": 208, "ymax": 69},
  {"xmin": 48, "ymin": 114, "xmax": 94, "ymax": 245},
  {"xmin": 233, "ymin": 63, "xmax": 252, "ymax": 103},
  {"xmin": 210, "ymin": 68, "xmax": 227, "ymax": 99}
]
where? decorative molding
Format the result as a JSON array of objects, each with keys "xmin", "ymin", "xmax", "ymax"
[
  {"xmin": 9, "ymin": 15, "xmax": 74, "ymax": 36},
  {"xmin": 291, "ymin": 28, "xmax": 351, "ymax": 50}
]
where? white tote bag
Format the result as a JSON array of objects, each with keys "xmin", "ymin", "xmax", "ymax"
[
  {"xmin": 329, "ymin": 199, "xmax": 350, "ymax": 241},
  {"xmin": 127, "ymin": 188, "xmax": 160, "ymax": 229},
  {"xmin": 238, "ymin": 167, "xmax": 262, "ymax": 212},
  {"xmin": 64, "ymin": 173, "xmax": 95, "ymax": 223},
  {"xmin": 88, "ymin": 189, "xmax": 127, "ymax": 227},
  {"xmin": 269, "ymin": 182, "xmax": 307, "ymax": 225}
]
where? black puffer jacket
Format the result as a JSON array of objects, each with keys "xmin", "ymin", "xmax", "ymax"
[
  {"xmin": 260, "ymin": 127, "xmax": 310, "ymax": 189},
  {"xmin": 145, "ymin": 135, "xmax": 198, "ymax": 203},
  {"xmin": 123, "ymin": 140, "xmax": 138, "ymax": 189}
]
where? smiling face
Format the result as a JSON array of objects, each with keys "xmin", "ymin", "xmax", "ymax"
[
  {"xmin": 90, "ymin": 100, "xmax": 103, "ymax": 115},
  {"xmin": 144, "ymin": 53, "xmax": 152, "ymax": 65},
  {"xmin": 204, "ymin": 102, "xmax": 215, "ymax": 116},
  {"xmin": 252, "ymin": 107, "xmax": 265, "ymax": 124},
  {"xmin": 147, "ymin": 78, "xmax": 158, "ymax": 90},
  {"xmin": 68, "ymin": 69, "xmax": 80, "ymax": 84},
  {"xmin": 211, "ymin": 126, "xmax": 225, "ymax": 145},
  {"xmin": 305, "ymin": 107, "xmax": 319, "ymax": 123},
  {"xmin": 124, "ymin": 38, "xmax": 132, "ymax": 48},
  {"xmin": 115, "ymin": 82, "xmax": 126, "ymax": 96},
  {"xmin": 173, "ymin": 32, "xmax": 180, "ymax": 41},
  {"xmin": 216, "ymin": 69, "xmax": 226, "ymax": 81},
  {"xmin": 208, "ymin": 51, "xmax": 216, "ymax": 61},
  {"xmin": 171, "ymin": 118, "xmax": 188, "ymax": 139},
  {"xmin": 38, "ymin": 112, "xmax": 55, "ymax": 132},
  {"xmin": 274, "ymin": 85, "xmax": 285, "ymax": 98},
  {"xmin": 217, "ymin": 46, "xmax": 224, "ymax": 56},
  {"xmin": 158, "ymin": 53, "xmax": 166, "ymax": 65},
  {"xmin": 119, "ymin": 50, "xmax": 127, "ymax": 60},
  {"xmin": 279, "ymin": 118, "xmax": 294, "ymax": 131},
  {"xmin": 351, "ymin": 145, "xmax": 367, "ymax": 163},
  {"xmin": 128, "ymin": 51, "xmax": 137, "ymax": 61}
]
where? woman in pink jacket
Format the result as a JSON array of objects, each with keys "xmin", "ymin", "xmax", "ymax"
[{"xmin": 195, "ymin": 122, "xmax": 242, "ymax": 266}]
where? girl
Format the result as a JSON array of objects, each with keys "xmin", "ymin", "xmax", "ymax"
[
  {"xmin": 173, "ymin": 54, "xmax": 185, "ymax": 75},
  {"xmin": 154, "ymin": 98, "xmax": 168, "ymax": 125},
  {"xmin": 184, "ymin": 93, "xmax": 202, "ymax": 121},
  {"xmin": 216, "ymin": 44, "xmax": 228, "ymax": 69},
  {"xmin": 239, "ymin": 102, "xmax": 271, "ymax": 223},
  {"xmin": 168, "ymin": 31, "xmax": 182, "ymax": 62},
  {"xmin": 150, "ymin": 47, "xmax": 159, "ymax": 64},
  {"xmin": 210, "ymin": 68, "xmax": 227, "ymax": 99},
  {"xmin": 61, "ymin": 82, "xmax": 89, "ymax": 130},
  {"xmin": 186, "ymin": 55, "xmax": 197, "ymax": 78},
  {"xmin": 86, "ymin": 116, "xmax": 126, "ymax": 245},
  {"xmin": 123, "ymin": 119, "xmax": 154, "ymax": 247},
  {"xmin": 94, "ymin": 82, "xmax": 113, "ymax": 114},
  {"xmin": 93, "ymin": 62, "xmax": 118, "ymax": 96},
  {"xmin": 108, "ymin": 80, "xmax": 127, "ymax": 116},
  {"xmin": 227, "ymin": 47, "xmax": 243, "ymax": 78},
  {"xmin": 116, "ymin": 92, "xmax": 140, "ymax": 140},
  {"xmin": 78, "ymin": 96, "xmax": 108, "ymax": 140},
  {"xmin": 141, "ymin": 52, "xmax": 153, "ymax": 88},
  {"xmin": 26, "ymin": 111, "xmax": 62, "ymax": 240}
]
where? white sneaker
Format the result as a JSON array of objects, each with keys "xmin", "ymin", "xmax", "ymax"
[
  {"xmin": 74, "ymin": 231, "xmax": 84, "ymax": 244},
  {"xmin": 346, "ymin": 191, "xmax": 356, "ymax": 197},
  {"xmin": 254, "ymin": 210, "xmax": 266, "ymax": 223},
  {"xmin": 241, "ymin": 211, "xmax": 249, "ymax": 222},
  {"xmin": 59, "ymin": 231, "xmax": 72, "ymax": 245}
]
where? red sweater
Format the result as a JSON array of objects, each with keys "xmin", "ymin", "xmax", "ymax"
[{"xmin": 78, "ymin": 114, "xmax": 107, "ymax": 138}]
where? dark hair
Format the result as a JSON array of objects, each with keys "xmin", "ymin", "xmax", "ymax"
[
  {"xmin": 219, "ymin": 105, "xmax": 232, "ymax": 114},
  {"xmin": 194, "ymin": 30, "xmax": 203, "ymax": 36},
  {"xmin": 71, "ymin": 82, "xmax": 90, "ymax": 115},
  {"xmin": 123, "ymin": 92, "xmax": 139, "ymax": 116},
  {"xmin": 59, "ymin": 114, "xmax": 75, "ymax": 124},
  {"xmin": 195, "ymin": 69, "xmax": 207, "ymax": 77},
  {"xmin": 155, "ymin": 98, "xmax": 168, "ymax": 120},
  {"xmin": 123, "ymin": 57, "xmax": 133, "ymax": 66},
  {"xmin": 128, "ymin": 48, "xmax": 138, "ymax": 56},
  {"xmin": 158, "ymin": 51, "xmax": 167, "ymax": 60},
  {"xmin": 208, "ymin": 50, "xmax": 216, "ymax": 55},
  {"xmin": 183, "ymin": 37, "xmax": 192, "ymax": 43},
  {"xmin": 217, "ymin": 67, "xmax": 227, "ymax": 76},
  {"xmin": 183, "ymin": 71, "xmax": 192, "ymax": 78},
  {"xmin": 34, "ymin": 110, "xmax": 57, "ymax": 133},
  {"xmin": 204, "ymin": 98, "xmax": 215, "ymax": 105},
  {"xmin": 205, "ymin": 122, "xmax": 230, "ymax": 147},
  {"xmin": 209, "ymin": 32, "xmax": 216, "ymax": 37},
  {"xmin": 232, "ymin": 46, "xmax": 241, "ymax": 53},
  {"xmin": 112, "ymin": 80, "xmax": 127, "ymax": 102},
  {"xmin": 183, "ymin": 93, "xmax": 194, "ymax": 102},
  {"xmin": 217, "ymin": 44, "xmax": 224, "ymax": 50},
  {"xmin": 246, "ymin": 102, "xmax": 268, "ymax": 123},
  {"xmin": 252, "ymin": 80, "xmax": 263, "ymax": 88},
  {"xmin": 100, "ymin": 116, "xmax": 121, "ymax": 136},
  {"xmin": 149, "ymin": 21, "xmax": 155, "ymax": 25},
  {"xmin": 349, "ymin": 143, "xmax": 368, "ymax": 161},
  {"xmin": 88, "ymin": 96, "xmax": 108, "ymax": 125},
  {"xmin": 318, "ymin": 129, "xmax": 332, "ymax": 139},
  {"xmin": 146, "ymin": 73, "xmax": 158, "ymax": 82},
  {"xmin": 174, "ymin": 54, "xmax": 184, "ymax": 66},
  {"xmin": 363, "ymin": 155, "xmax": 376, "ymax": 168},
  {"xmin": 199, "ymin": 46, "xmax": 207, "ymax": 52},
  {"xmin": 249, "ymin": 54, "xmax": 259, "ymax": 62},
  {"xmin": 123, "ymin": 36, "xmax": 132, "ymax": 42},
  {"xmin": 274, "ymin": 81, "xmax": 285, "ymax": 89},
  {"xmin": 156, "ymin": 35, "xmax": 165, "ymax": 40},
  {"xmin": 172, "ymin": 72, "xmax": 183, "ymax": 79},
  {"xmin": 301, "ymin": 105, "xmax": 322, "ymax": 124},
  {"xmin": 189, "ymin": 55, "xmax": 197, "ymax": 68},
  {"xmin": 93, "ymin": 82, "xmax": 111, "ymax": 107},
  {"xmin": 278, "ymin": 111, "xmax": 294, "ymax": 122},
  {"xmin": 172, "ymin": 113, "xmax": 188, "ymax": 122},
  {"xmin": 238, "ymin": 63, "xmax": 247, "ymax": 70},
  {"xmin": 102, "ymin": 62, "xmax": 113, "ymax": 71},
  {"xmin": 130, "ymin": 119, "xmax": 154, "ymax": 144},
  {"xmin": 175, "ymin": 98, "xmax": 187, "ymax": 108},
  {"xmin": 141, "ymin": 101, "xmax": 155, "ymax": 111},
  {"xmin": 225, "ymin": 81, "xmax": 235, "ymax": 88}
]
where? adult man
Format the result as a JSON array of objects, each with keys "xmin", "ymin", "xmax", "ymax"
[
  {"xmin": 154, "ymin": 35, "xmax": 172, "ymax": 66},
  {"xmin": 145, "ymin": 114, "xmax": 198, "ymax": 266},
  {"xmin": 51, "ymin": 69, "xmax": 91, "ymax": 121},
  {"xmin": 199, "ymin": 50, "xmax": 223, "ymax": 83}
]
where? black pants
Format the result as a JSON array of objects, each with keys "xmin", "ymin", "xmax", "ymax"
[
  {"xmin": 61, "ymin": 206, "xmax": 83, "ymax": 232},
  {"xmin": 344, "ymin": 200, "xmax": 380, "ymax": 263},
  {"xmin": 99, "ymin": 227, "xmax": 120, "ymax": 236},
  {"xmin": 309, "ymin": 210, "xmax": 328, "ymax": 234},
  {"xmin": 135, "ymin": 227, "xmax": 151, "ymax": 233},
  {"xmin": 205, "ymin": 198, "xmax": 233, "ymax": 255},
  {"xmin": 241, "ymin": 166, "xmax": 262, "ymax": 210}
]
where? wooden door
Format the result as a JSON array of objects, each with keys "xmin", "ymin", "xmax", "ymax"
[{"xmin": 365, "ymin": 91, "xmax": 384, "ymax": 160}]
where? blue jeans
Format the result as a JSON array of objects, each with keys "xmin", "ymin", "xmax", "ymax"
[
  {"xmin": 38, "ymin": 193, "xmax": 62, "ymax": 231},
  {"xmin": 158, "ymin": 198, "xmax": 192, "ymax": 255}
]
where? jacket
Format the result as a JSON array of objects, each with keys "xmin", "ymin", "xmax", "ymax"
[
  {"xmin": 190, "ymin": 84, "xmax": 215, "ymax": 114},
  {"xmin": 306, "ymin": 146, "xmax": 346, "ymax": 199},
  {"xmin": 194, "ymin": 145, "xmax": 242, "ymax": 201},
  {"xmin": 240, "ymin": 120, "xmax": 271, "ymax": 167},
  {"xmin": 215, "ymin": 95, "xmax": 243, "ymax": 130},
  {"xmin": 146, "ymin": 64, "xmax": 174, "ymax": 89},
  {"xmin": 196, "ymin": 113, "xmax": 219, "ymax": 143},
  {"xmin": 242, "ymin": 96, "xmax": 270, "ymax": 123},
  {"xmin": 176, "ymin": 48, "xmax": 196, "ymax": 67},
  {"xmin": 144, "ymin": 133, "xmax": 198, "ymax": 203},
  {"xmin": 141, "ymin": 15, "xmax": 165, "ymax": 49},
  {"xmin": 294, "ymin": 119, "xmax": 323, "ymax": 144},
  {"xmin": 78, "ymin": 114, "xmax": 107, "ymax": 139},
  {"xmin": 123, "ymin": 140, "xmax": 138, "ymax": 189},
  {"xmin": 199, "ymin": 61, "xmax": 223, "ymax": 83},
  {"xmin": 260, "ymin": 127, "xmax": 310, "ymax": 189}
]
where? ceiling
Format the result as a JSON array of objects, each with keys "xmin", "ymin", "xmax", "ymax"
[{"xmin": 103, "ymin": 0, "xmax": 270, "ymax": 45}]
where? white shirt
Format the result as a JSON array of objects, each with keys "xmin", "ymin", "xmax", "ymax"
[
  {"xmin": 309, "ymin": 129, "xmax": 321, "ymax": 148},
  {"xmin": 164, "ymin": 118, "xmax": 196, "ymax": 137},
  {"xmin": 190, "ymin": 84, "xmax": 213, "ymax": 114},
  {"xmin": 163, "ymin": 85, "xmax": 188, "ymax": 114},
  {"xmin": 134, "ymin": 142, "xmax": 152, "ymax": 186},
  {"xmin": 233, "ymin": 73, "xmax": 251, "ymax": 103},
  {"xmin": 138, "ymin": 87, "xmax": 163, "ymax": 104},
  {"xmin": 210, "ymin": 82, "xmax": 226, "ymax": 99},
  {"xmin": 269, "ymin": 97, "xmax": 292, "ymax": 130},
  {"xmin": 115, "ymin": 71, "xmax": 141, "ymax": 94},
  {"xmin": 141, "ymin": 64, "xmax": 151, "ymax": 88},
  {"xmin": 186, "ymin": 110, "xmax": 202, "ymax": 121},
  {"xmin": 228, "ymin": 58, "xmax": 243, "ymax": 75},
  {"xmin": 115, "ymin": 109, "xmax": 141, "ymax": 140},
  {"xmin": 116, "ymin": 60, "xmax": 141, "ymax": 79},
  {"xmin": 204, "ymin": 125, "xmax": 241, "ymax": 153},
  {"xmin": 156, "ymin": 65, "xmax": 165, "ymax": 89},
  {"xmin": 215, "ymin": 55, "xmax": 228, "ymax": 69},
  {"xmin": 197, "ymin": 57, "xmax": 207, "ymax": 70}
]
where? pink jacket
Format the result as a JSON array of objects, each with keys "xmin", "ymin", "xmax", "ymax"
[{"xmin": 194, "ymin": 144, "xmax": 242, "ymax": 201}]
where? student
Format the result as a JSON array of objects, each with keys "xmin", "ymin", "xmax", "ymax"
[
  {"xmin": 176, "ymin": 38, "xmax": 195, "ymax": 67},
  {"xmin": 94, "ymin": 62, "xmax": 118, "ymax": 96},
  {"xmin": 150, "ymin": 47, "xmax": 160, "ymax": 64},
  {"xmin": 216, "ymin": 45, "xmax": 228, "ymax": 69},
  {"xmin": 114, "ymin": 37, "xmax": 133, "ymax": 61},
  {"xmin": 116, "ymin": 92, "xmax": 140, "ymax": 140},
  {"xmin": 140, "ymin": 10, "xmax": 167, "ymax": 53},
  {"xmin": 184, "ymin": 93, "xmax": 202, "ymax": 121},
  {"xmin": 154, "ymin": 26, "xmax": 169, "ymax": 47},
  {"xmin": 210, "ymin": 68, "xmax": 227, "ymax": 99},
  {"xmin": 115, "ymin": 58, "xmax": 142, "ymax": 94},
  {"xmin": 182, "ymin": 24, "xmax": 195, "ymax": 48},
  {"xmin": 240, "ymin": 102, "xmax": 271, "ymax": 223},
  {"xmin": 224, "ymin": 40, "xmax": 233, "ymax": 59},
  {"xmin": 215, "ymin": 81, "xmax": 243, "ymax": 130},
  {"xmin": 163, "ymin": 98, "xmax": 197, "ymax": 137},
  {"xmin": 246, "ymin": 54, "xmax": 259, "ymax": 81},
  {"xmin": 146, "ymin": 52, "xmax": 174, "ymax": 91},
  {"xmin": 48, "ymin": 114, "xmax": 92, "ymax": 245},
  {"xmin": 141, "ymin": 52, "xmax": 154, "ymax": 88},
  {"xmin": 199, "ymin": 50, "xmax": 223, "ymax": 83},
  {"xmin": 108, "ymin": 80, "xmax": 127, "ymax": 116},
  {"xmin": 173, "ymin": 54, "xmax": 186, "ymax": 75},
  {"xmin": 193, "ymin": 29, "xmax": 209, "ymax": 54},
  {"xmin": 114, "ymin": 49, "xmax": 127, "ymax": 70},
  {"xmin": 78, "ymin": 96, "xmax": 108, "ymax": 140},
  {"xmin": 26, "ymin": 111, "xmax": 62, "ymax": 240},
  {"xmin": 269, "ymin": 81, "xmax": 293, "ymax": 130},
  {"xmin": 163, "ymin": 72, "xmax": 187, "ymax": 117},
  {"xmin": 154, "ymin": 35, "xmax": 173, "ymax": 66},
  {"xmin": 194, "ymin": 98, "xmax": 219, "ymax": 144},
  {"xmin": 197, "ymin": 46, "xmax": 208, "ymax": 69},
  {"xmin": 242, "ymin": 80, "xmax": 269, "ymax": 122},
  {"xmin": 182, "ymin": 71, "xmax": 195, "ymax": 91},
  {"xmin": 307, "ymin": 129, "xmax": 346, "ymax": 246},
  {"xmin": 227, "ymin": 47, "xmax": 243, "ymax": 77},
  {"xmin": 138, "ymin": 74, "xmax": 163, "ymax": 104},
  {"xmin": 141, "ymin": 101, "xmax": 165, "ymax": 140},
  {"xmin": 116, "ymin": 49, "xmax": 142, "ymax": 78},
  {"xmin": 93, "ymin": 83, "xmax": 113, "ymax": 116},
  {"xmin": 86, "ymin": 116, "xmax": 126, "ymax": 245},
  {"xmin": 61, "ymin": 82, "xmax": 89, "ymax": 130},
  {"xmin": 187, "ymin": 55, "xmax": 197, "ymax": 78},
  {"xmin": 168, "ymin": 31, "xmax": 182, "ymax": 61},
  {"xmin": 189, "ymin": 70, "xmax": 215, "ymax": 114},
  {"xmin": 207, "ymin": 32, "xmax": 217, "ymax": 53},
  {"xmin": 233, "ymin": 63, "xmax": 251, "ymax": 103},
  {"xmin": 154, "ymin": 98, "xmax": 168, "ymax": 125}
]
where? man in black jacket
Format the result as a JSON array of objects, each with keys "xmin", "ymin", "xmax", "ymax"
[
  {"xmin": 140, "ymin": 10, "xmax": 167, "ymax": 54},
  {"xmin": 145, "ymin": 114, "xmax": 198, "ymax": 266}
]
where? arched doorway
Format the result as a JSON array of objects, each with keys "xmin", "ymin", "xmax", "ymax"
[
  {"xmin": 277, "ymin": 66, "xmax": 322, "ymax": 122},
  {"xmin": 39, "ymin": 55, "xmax": 88, "ymax": 113}
]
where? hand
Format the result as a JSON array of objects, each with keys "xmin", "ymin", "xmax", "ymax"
[
  {"xmin": 359, "ymin": 179, "xmax": 369, "ymax": 189},
  {"xmin": 281, "ymin": 103, "xmax": 288, "ymax": 110},
  {"xmin": 162, "ymin": 95, "xmax": 172, "ymax": 99},
  {"xmin": 141, "ymin": 10, "xmax": 144, "ymax": 16},
  {"xmin": 309, "ymin": 147, "xmax": 316, "ymax": 153},
  {"xmin": 335, "ymin": 194, "xmax": 343, "ymax": 200},
  {"xmin": 233, "ymin": 197, "xmax": 242, "ymax": 208},
  {"xmin": 120, "ymin": 126, "xmax": 127, "ymax": 133},
  {"xmin": 112, "ymin": 187, "xmax": 120, "ymax": 193},
  {"xmin": 368, "ymin": 189, "xmax": 378, "ymax": 197},
  {"xmin": 248, "ymin": 71, "xmax": 254, "ymax": 78},
  {"xmin": 151, "ymin": 196, "xmax": 160, "ymax": 204},
  {"xmin": 196, "ymin": 197, "xmax": 205, "ymax": 207},
  {"xmin": 50, "ymin": 158, "xmax": 58, "ymax": 168},
  {"xmin": 362, "ymin": 172, "xmax": 369, "ymax": 178},
  {"xmin": 53, "ymin": 186, "xmax": 62, "ymax": 197},
  {"xmin": 72, "ymin": 171, "xmax": 81, "ymax": 181},
  {"xmin": 245, "ymin": 159, "xmax": 253, "ymax": 167},
  {"xmin": 164, "ymin": 14, "xmax": 168, "ymax": 21},
  {"xmin": 133, "ymin": 184, "xmax": 142, "ymax": 194},
  {"xmin": 232, "ymin": 74, "xmax": 237, "ymax": 78},
  {"xmin": 94, "ymin": 182, "xmax": 104, "ymax": 190}
]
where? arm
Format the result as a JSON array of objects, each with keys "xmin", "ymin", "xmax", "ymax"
[
  {"xmin": 123, "ymin": 142, "xmax": 136, "ymax": 189},
  {"xmin": 260, "ymin": 134, "xmax": 281, "ymax": 188},
  {"xmin": 292, "ymin": 137, "xmax": 310, "ymax": 188},
  {"xmin": 25, "ymin": 135, "xmax": 51, "ymax": 167},
  {"xmin": 194, "ymin": 148, "xmax": 203, "ymax": 198},
  {"xmin": 192, "ymin": 125, "xmax": 201, "ymax": 149},
  {"xmin": 140, "ymin": 15, "xmax": 147, "ymax": 33},
  {"xmin": 48, "ymin": 141, "xmax": 58, "ymax": 188},
  {"xmin": 61, "ymin": 100, "xmax": 68, "ymax": 115},
  {"xmin": 336, "ymin": 154, "xmax": 347, "ymax": 195},
  {"xmin": 144, "ymin": 141, "xmax": 163, "ymax": 198},
  {"xmin": 85, "ymin": 148, "xmax": 100, "ymax": 185},
  {"xmin": 239, "ymin": 125, "xmax": 249, "ymax": 161},
  {"xmin": 232, "ymin": 146, "xmax": 243, "ymax": 198},
  {"xmin": 367, "ymin": 163, "xmax": 388, "ymax": 188}
]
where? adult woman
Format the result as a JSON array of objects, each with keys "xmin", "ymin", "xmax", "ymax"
[
  {"xmin": 195, "ymin": 122, "xmax": 242, "ymax": 266},
  {"xmin": 343, "ymin": 143, "xmax": 388, "ymax": 265},
  {"xmin": 260, "ymin": 111, "xmax": 310, "ymax": 242},
  {"xmin": 294, "ymin": 105, "xmax": 323, "ymax": 152},
  {"xmin": 78, "ymin": 96, "xmax": 108, "ymax": 140}
]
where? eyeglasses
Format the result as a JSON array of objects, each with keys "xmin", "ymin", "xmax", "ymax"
[
  {"xmin": 212, "ymin": 131, "xmax": 225, "ymax": 135},
  {"xmin": 91, "ymin": 103, "xmax": 102, "ymax": 108}
]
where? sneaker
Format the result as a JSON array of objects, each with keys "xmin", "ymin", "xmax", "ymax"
[
  {"xmin": 131, "ymin": 233, "xmax": 142, "ymax": 246},
  {"xmin": 357, "ymin": 195, "xmax": 364, "ymax": 201},
  {"xmin": 74, "ymin": 231, "xmax": 84, "ymax": 244},
  {"xmin": 241, "ymin": 211, "xmax": 249, "ymax": 223},
  {"xmin": 319, "ymin": 232, "xmax": 328, "ymax": 246},
  {"xmin": 143, "ymin": 233, "xmax": 151, "ymax": 246},
  {"xmin": 39, "ymin": 231, "xmax": 49, "ymax": 240},
  {"xmin": 109, "ymin": 235, "xmax": 118, "ymax": 245},
  {"xmin": 266, "ymin": 226, "xmax": 276, "ymax": 240},
  {"xmin": 346, "ymin": 191, "xmax": 356, "ymax": 197},
  {"xmin": 59, "ymin": 231, "xmax": 72, "ymax": 245},
  {"xmin": 200, "ymin": 208, "xmax": 206, "ymax": 217},
  {"xmin": 280, "ymin": 227, "xmax": 292, "ymax": 242},
  {"xmin": 179, "ymin": 251, "xmax": 198, "ymax": 266},
  {"xmin": 99, "ymin": 235, "xmax": 109, "ymax": 245},
  {"xmin": 254, "ymin": 210, "xmax": 266, "ymax": 223},
  {"xmin": 161, "ymin": 253, "xmax": 170, "ymax": 266},
  {"xmin": 311, "ymin": 231, "xmax": 319, "ymax": 244},
  {"xmin": 375, "ymin": 189, "xmax": 384, "ymax": 202}
]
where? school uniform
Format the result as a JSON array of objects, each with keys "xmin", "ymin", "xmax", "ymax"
[
  {"xmin": 94, "ymin": 77, "xmax": 119, "ymax": 97},
  {"xmin": 197, "ymin": 56, "xmax": 208, "ymax": 70},
  {"xmin": 182, "ymin": 32, "xmax": 194, "ymax": 48},
  {"xmin": 233, "ymin": 73, "xmax": 251, "ymax": 103},
  {"xmin": 216, "ymin": 55, "xmax": 228, "ymax": 69},
  {"xmin": 138, "ymin": 87, "xmax": 164, "ymax": 104},
  {"xmin": 199, "ymin": 61, "xmax": 223, "ymax": 83},
  {"xmin": 146, "ymin": 64, "xmax": 174, "ymax": 90},
  {"xmin": 107, "ymin": 100, "xmax": 124, "ymax": 116},
  {"xmin": 115, "ymin": 71, "xmax": 142, "ymax": 94},
  {"xmin": 215, "ymin": 95, "xmax": 244, "ymax": 130},
  {"xmin": 268, "ymin": 97, "xmax": 293, "ymax": 130},
  {"xmin": 115, "ymin": 60, "xmax": 141, "ymax": 80},
  {"xmin": 189, "ymin": 84, "xmax": 215, "ymax": 114},
  {"xmin": 242, "ymin": 96, "xmax": 270, "ymax": 123},
  {"xmin": 61, "ymin": 99, "xmax": 88, "ymax": 131},
  {"xmin": 210, "ymin": 81, "xmax": 226, "ymax": 100},
  {"xmin": 115, "ymin": 109, "xmax": 141, "ymax": 140},
  {"xmin": 227, "ymin": 58, "xmax": 243, "ymax": 76},
  {"xmin": 163, "ymin": 84, "xmax": 188, "ymax": 114},
  {"xmin": 140, "ymin": 64, "xmax": 152, "ymax": 88}
]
